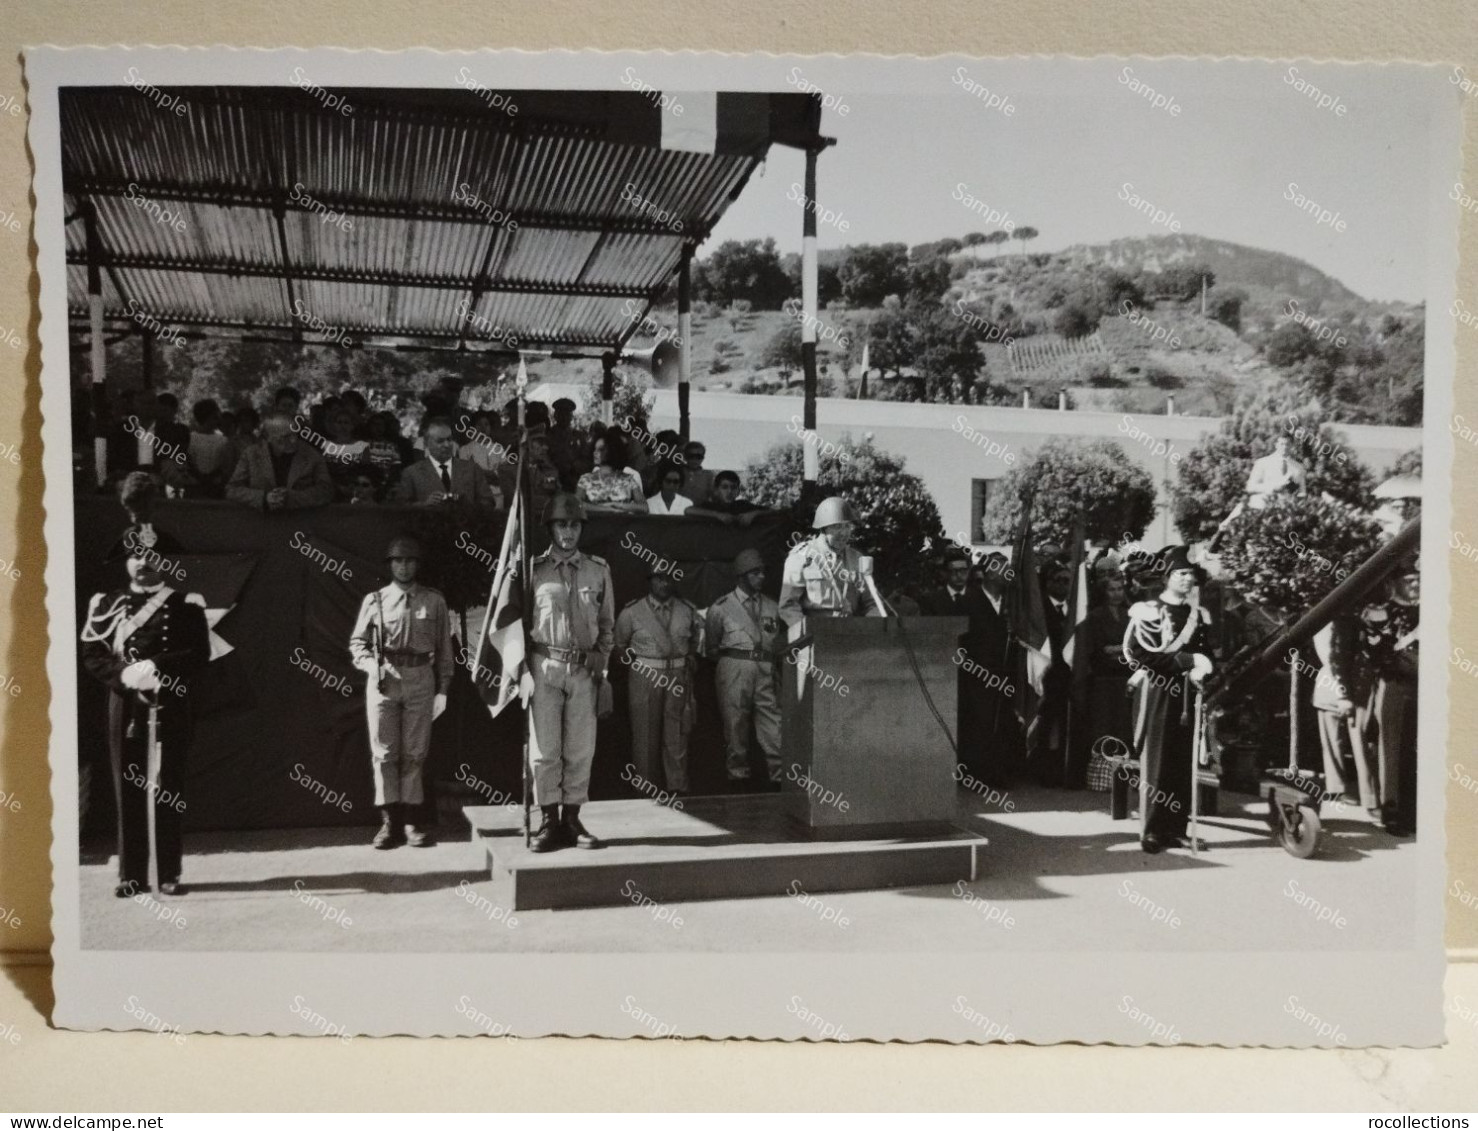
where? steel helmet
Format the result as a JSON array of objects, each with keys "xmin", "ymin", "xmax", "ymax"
[
  {"xmin": 543, "ymin": 492, "xmax": 587, "ymax": 525},
  {"xmin": 812, "ymin": 496, "xmax": 859, "ymax": 530},
  {"xmin": 385, "ymin": 535, "xmax": 422, "ymax": 561},
  {"xmin": 733, "ymin": 548, "xmax": 765, "ymax": 575}
]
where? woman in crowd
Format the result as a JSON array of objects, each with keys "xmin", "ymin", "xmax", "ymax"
[
  {"xmin": 458, "ymin": 409, "xmax": 509, "ymax": 476},
  {"xmin": 320, "ymin": 401, "xmax": 370, "ymax": 500},
  {"xmin": 576, "ymin": 434, "xmax": 647, "ymax": 515},
  {"xmin": 646, "ymin": 462, "xmax": 693, "ymax": 515}
]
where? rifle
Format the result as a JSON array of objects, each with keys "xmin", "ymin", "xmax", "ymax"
[{"xmin": 374, "ymin": 589, "xmax": 388, "ymax": 690}]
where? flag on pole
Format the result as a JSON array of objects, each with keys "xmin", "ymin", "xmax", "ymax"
[
  {"xmin": 1009, "ymin": 491, "xmax": 1051, "ymax": 696},
  {"xmin": 471, "ymin": 470, "xmax": 532, "ymax": 716}
]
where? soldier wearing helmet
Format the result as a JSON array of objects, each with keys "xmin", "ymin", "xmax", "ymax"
[
  {"xmin": 526, "ymin": 492, "xmax": 615, "ymax": 851},
  {"xmin": 778, "ymin": 495, "xmax": 883, "ymax": 627},
  {"xmin": 348, "ymin": 533, "xmax": 454, "ymax": 849},
  {"xmin": 705, "ymin": 547, "xmax": 786, "ymax": 785}
]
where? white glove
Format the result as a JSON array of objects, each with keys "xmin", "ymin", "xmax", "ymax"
[
  {"xmin": 433, "ymin": 693, "xmax": 448, "ymax": 720},
  {"xmin": 121, "ymin": 660, "xmax": 161, "ymax": 692},
  {"xmin": 1189, "ymin": 653, "xmax": 1213, "ymax": 683}
]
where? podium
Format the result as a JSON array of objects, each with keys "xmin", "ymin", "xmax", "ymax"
[{"xmin": 781, "ymin": 615, "xmax": 968, "ymax": 838}]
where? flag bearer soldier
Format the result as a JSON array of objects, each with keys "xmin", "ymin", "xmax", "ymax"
[
  {"xmin": 527, "ymin": 493, "xmax": 615, "ymax": 852},
  {"xmin": 349, "ymin": 535, "xmax": 453, "ymax": 849},
  {"xmin": 1124, "ymin": 546, "xmax": 1214, "ymax": 854},
  {"xmin": 615, "ymin": 562, "xmax": 701, "ymax": 796},
  {"xmin": 706, "ymin": 548, "xmax": 786, "ymax": 785},
  {"xmin": 81, "ymin": 520, "xmax": 211, "ymax": 897},
  {"xmin": 778, "ymin": 495, "xmax": 883, "ymax": 626}
]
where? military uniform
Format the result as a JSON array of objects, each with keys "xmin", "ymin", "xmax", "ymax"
[
  {"xmin": 615, "ymin": 592, "xmax": 701, "ymax": 792},
  {"xmin": 349, "ymin": 581, "xmax": 454, "ymax": 809},
  {"xmin": 778, "ymin": 533, "xmax": 882, "ymax": 626},
  {"xmin": 527, "ymin": 546, "xmax": 615, "ymax": 807},
  {"xmin": 81, "ymin": 579, "xmax": 210, "ymax": 891},
  {"xmin": 706, "ymin": 583, "xmax": 785, "ymax": 782},
  {"xmin": 1124, "ymin": 583, "xmax": 1213, "ymax": 848}
]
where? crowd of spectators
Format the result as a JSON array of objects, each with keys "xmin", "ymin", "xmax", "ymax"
[{"xmin": 82, "ymin": 379, "xmax": 771, "ymax": 521}]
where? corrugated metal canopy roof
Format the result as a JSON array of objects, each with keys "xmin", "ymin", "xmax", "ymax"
[{"xmin": 61, "ymin": 86, "xmax": 825, "ymax": 352}]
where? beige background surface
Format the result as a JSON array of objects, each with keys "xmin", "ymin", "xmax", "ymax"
[{"xmin": 1, "ymin": 0, "xmax": 1476, "ymax": 1110}]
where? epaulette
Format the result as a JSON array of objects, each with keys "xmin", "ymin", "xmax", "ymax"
[
  {"xmin": 622, "ymin": 596, "xmax": 644, "ymax": 609},
  {"xmin": 184, "ymin": 592, "xmax": 207, "ymax": 608},
  {"xmin": 586, "ymin": 554, "xmax": 608, "ymax": 567}
]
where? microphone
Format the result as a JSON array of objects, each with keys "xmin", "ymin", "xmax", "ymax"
[{"xmin": 856, "ymin": 555, "xmax": 889, "ymax": 618}]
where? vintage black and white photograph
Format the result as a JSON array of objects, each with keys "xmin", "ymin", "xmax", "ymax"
[{"xmin": 28, "ymin": 46, "xmax": 1459, "ymax": 1043}]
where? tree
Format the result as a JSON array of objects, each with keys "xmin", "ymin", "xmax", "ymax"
[
  {"xmin": 962, "ymin": 231, "xmax": 988, "ymax": 248},
  {"xmin": 984, "ymin": 229, "xmax": 1012, "ymax": 250},
  {"xmin": 1170, "ymin": 390, "xmax": 1376, "ymax": 543},
  {"xmin": 760, "ymin": 319, "xmax": 804, "ymax": 376},
  {"xmin": 906, "ymin": 255, "xmax": 953, "ymax": 305},
  {"xmin": 740, "ymin": 434, "xmax": 946, "ymax": 595},
  {"xmin": 693, "ymin": 238, "xmax": 793, "ymax": 309},
  {"xmin": 1054, "ymin": 300, "xmax": 1099, "ymax": 339},
  {"xmin": 1207, "ymin": 286, "xmax": 1248, "ymax": 332},
  {"xmin": 1217, "ymin": 493, "xmax": 1384, "ymax": 620},
  {"xmin": 1385, "ymin": 448, "xmax": 1422, "ymax": 479},
  {"xmin": 978, "ymin": 437, "xmax": 1158, "ymax": 552},
  {"xmin": 576, "ymin": 367, "xmax": 654, "ymax": 433},
  {"xmin": 838, "ymin": 243, "xmax": 910, "ymax": 307},
  {"xmin": 1011, "ymin": 226, "xmax": 1039, "ymax": 256}
]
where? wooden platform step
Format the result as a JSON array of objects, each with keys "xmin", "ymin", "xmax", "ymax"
[{"xmin": 464, "ymin": 794, "xmax": 987, "ymax": 911}]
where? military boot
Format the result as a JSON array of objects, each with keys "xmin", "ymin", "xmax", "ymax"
[
  {"xmin": 372, "ymin": 805, "xmax": 405, "ymax": 849},
  {"xmin": 529, "ymin": 805, "xmax": 566, "ymax": 853},
  {"xmin": 563, "ymin": 803, "xmax": 601, "ymax": 849}
]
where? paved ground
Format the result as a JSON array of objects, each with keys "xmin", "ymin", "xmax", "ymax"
[{"xmin": 79, "ymin": 783, "xmax": 1418, "ymax": 953}]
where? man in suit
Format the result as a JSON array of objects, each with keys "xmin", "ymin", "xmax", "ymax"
[
  {"xmin": 963, "ymin": 551, "xmax": 1023, "ymax": 787},
  {"xmin": 1032, "ymin": 560, "xmax": 1077, "ymax": 787},
  {"xmin": 80, "ymin": 521, "xmax": 211, "ymax": 897},
  {"xmin": 226, "ymin": 411, "xmax": 336, "ymax": 512},
  {"xmin": 919, "ymin": 549, "xmax": 973, "ymax": 616},
  {"xmin": 615, "ymin": 563, "xmax": 702, "ymax": 796},
  {"xmin": 707, "ymin": 549, "xmax": 786, "ymax": 786},
  {"xmin": 395, "ymin": 416, "xmax": 497, "ymax": 507}
]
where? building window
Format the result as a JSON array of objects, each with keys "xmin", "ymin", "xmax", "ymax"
[{"xmin": 970, "ymin": 478, "xmax": 1000, "ymax": 545}]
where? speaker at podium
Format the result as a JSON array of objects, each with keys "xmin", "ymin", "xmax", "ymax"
[{"xmin": 780, "ymin": 614, "xmax": 968, "ymax": 838}]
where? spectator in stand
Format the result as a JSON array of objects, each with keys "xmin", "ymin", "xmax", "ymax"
[
  {"xmin": 576, "ymin": 434, "xmax": 647, "ymax": 515},
  {"xmin": 688, "ymin": 470, "xmax": 766, "ymax": 527},
  {"xmin": 395, "ymin": 416, "xmax": 497, "ymax": 508},
  {"xmin": 235, "ymin": 405, "xmax": 261, "ymax": 445},
  {"xmin": 183, "ymin": 399, "xmax": 237, "ymax": 498},
  {"xmin": 499, "ymin": 425, "xmax": 559, "ymax": 518},
  {"xmin": 349, "ymin": 466, "xmax": 382, "ymax": 505},
  {"xmin": 227, "ymin": 411, "xmax": 336, "ymax": 512},
  {"xmin": 682, "ymin": 440, "xmax": 715, "ymax": 505},
  {"xmin": 340, "ymin": 390, "xmax": 369, "ymax": 439},
  {"xmin": 272, "ymin": 385, "xmax": 302, "ymax": 419},
  {"xmin": 547, "ymin": 397, "xmax": 587, "ymax": 491},
  {"xmin": 458, "ymin": 409, "xmax": 506, "ymax": 474},
  {"xmin": 321, "ymin": 402, "xmax": 370, "ymax": 501},
  {"xmin": 647, "ymin": 463, "xmax": 693, "ymax": 515},
  {"xmin": 363, "ymin": 411, "xmax": 406, "ymax": 489},
  {"xmin": 152, "ymin": 393, "xmax": 193, "ymax": 461}
]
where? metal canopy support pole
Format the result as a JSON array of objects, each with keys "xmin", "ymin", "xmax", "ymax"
[
  {"xmin": 84, "ymin": 200, "xmax": 108, "ymax": 487},
  {"xmin": 600, "ymin": 351, "xmax": 616, "ymax": 427},
  {"xmin": 677, "ymin": 246, "xmax": 692, "ymax": 442},
  {"xmin": 801, "ymin": 143, "xmax": 820, "ymax": 495}
]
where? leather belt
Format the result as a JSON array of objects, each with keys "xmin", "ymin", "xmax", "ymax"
[
  {"xmin": 718, "ymin": 647, "xmax": 774, "ymax": 662},
  {"xmin": 532, "ymin": 642, "xmax": 593, "ymax": 665},
  {"xmin": 628, "ymin": 655, "xmax": 688, "ymax": 670},
  {"xmin": 383, "ymin": 651, "xmax": 433, "ymax": 667}
]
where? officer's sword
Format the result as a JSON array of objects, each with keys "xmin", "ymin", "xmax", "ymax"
[{"xmin": 146, "ymin": 696, "xmax": 161, "ymax": 891}]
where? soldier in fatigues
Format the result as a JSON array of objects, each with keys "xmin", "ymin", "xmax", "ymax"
[
  {"xmin": 706, "ymin": 548, "xmax": 786, "ymax": 785},
  {"xmin": 349, "ymin": 535, "xmax": 453, "ymax": 849},
  {"xmin": 615, "ymin": 563, "xmax": 701, "ymax": 795},
  {"xmin": 527, "ymin": 493, "xmax": 615, "ymax": 852},
  {"xmin": 81, "ymin": 520, "xmax": 211, "ymax": 897},
  {"xmin": 778, "ymin": 496, "xmax": 884, "ymax": 626}
]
